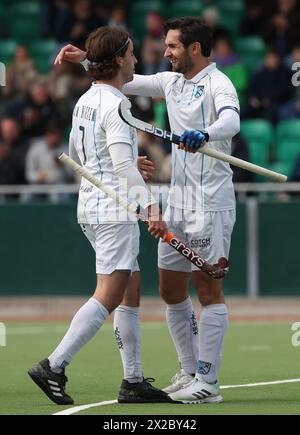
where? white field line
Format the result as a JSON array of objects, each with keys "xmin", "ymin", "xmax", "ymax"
[
  {"xmin": 221, "ymin": 378, "xmax": 300, "ymax": 390},
  {"xmin": 239, "ymin": 345, "xmax": 271, "ymax": 351},
  {"xmin": 52, "ymin": 378, "xmax": 300, "ymax": 415},
  {"xmin": 7, "ymin": 324, "xmax": 162, "ymax": 335},
  {"xmin": 7, "ymin": 326, "xmax": 68, "ymax": 335},
  {"xmin": 53, "ymin": 400, "xmax": 118, "ymax": 415}
]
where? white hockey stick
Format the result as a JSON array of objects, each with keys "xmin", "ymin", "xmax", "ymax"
[
  {"xmin": 59, "ymin": 153, "xmax": 229, "ymax": 278},
  {"xmin": 118, "ymin": 99, "xmax": 287, "ymax": 183}
]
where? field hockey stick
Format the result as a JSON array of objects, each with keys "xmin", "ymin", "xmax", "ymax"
[
  {"xmin": 59, "ymin": 153, "xmax": 229, "ymax": 279},
  {"xmin": 118, "ymin": 99, "xmax": 287, "ymax": 183}
]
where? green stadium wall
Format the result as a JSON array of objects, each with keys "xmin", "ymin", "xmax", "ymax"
[{"xmin": 0, "ymin": 202, "xmax": 298, "ymax": 296}]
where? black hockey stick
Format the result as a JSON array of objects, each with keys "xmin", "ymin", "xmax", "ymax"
[
  {"xmin": 118, "ymin": 98, "xmax": 287, "ymax": 182},
  {"xmin": 59, "ymin": 153, "xmax": 229, "ymax": 279}
]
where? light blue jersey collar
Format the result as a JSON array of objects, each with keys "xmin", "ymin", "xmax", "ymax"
[
  {"xmin": 91, "ymin": 82, "xmax": 124, "ymax": 97},
  {"xmin": 187, "ymin": 63, "xmax": 217, "ymax": 84}
]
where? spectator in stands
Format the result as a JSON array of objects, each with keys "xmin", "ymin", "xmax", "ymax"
[
  {"xmin": 239, "ymin": 0, "xmax": 270, "ymax": 36},
  {"xmin": 41, "ymin": 0, "xmax": 72, "ymax": 38},
  {"xmin": 291, "ymin": 154, "xmax": 300, "ymax": 181},
  {"xmin": 10, "ymin": 80, "xmax": 60, "ymax": 139},
  {"xmin": 0, "ymin": 118, "xmax": 29, "ymax": 184},
  {"xmin": 279, "ymin": 45, "xmax": 300, "ymax": 120},
  {"xmin": 131, "ymin": 95, "xmax": 154, "ymax": 123},
  {"xmin": 262, "ymin": 0, "xmax": 300, "ymax": 57},
  {"xmin": 25, "ymin": 121, "xmax": 71, "ymax": 185},
  {"xmin": 243, "ymin": 49, "xmax": 291, "ymax": 123},
  {"xmin": 212, "ymin": 35, "xmax": 248, "ymax": 106},
  {"xmin": 231, "ymin": 133, "xmax": 254, "ymax": 182},
  {"xmin": 159, "ymin": 153, "xmax": 172, "ymax": 183},
  {"xmin": 0, "ymin": 139, "xmax": 22, "ymax": 187},
  {"xmin": 47, "ymin": 62, "xmax": 91, "ymax": 125},
  {"xmin": 202, "ymin": 6, "xmax": 230, "ymax": 41},
  {"xmin": 137, "ymin": 130, "xmax": 168, "ymax": 182},
  {"xmin": 108, "ymin": 7, "xmax": 127, "ymax": 29},
  {"xmin": 141, "ymin": 12, "xmax": 170, "ymax": 75},
  {"xmin": 53, "ymin": 0, "xmax": 107, "ymax": 47},
  {"xmin": 47, "ymin": 62, "xmax": 77, "ymax": 101},
  {"xmin": 0, "ymin": 118, "xmax": 27, "ymax": 199},
  {"xmin": 4, "ymin": 46, "xmax": 40, "ymax": 99}
]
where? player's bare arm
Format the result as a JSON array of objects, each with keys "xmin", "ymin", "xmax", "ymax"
[
  {"xmin": 147, "ymin": 203, "xmax": 168, "ymax": 240},
  {"xmin": 137, "ymin": 156, "xmax": 155, "ymax": 181},
  {"xmin": 54, "ymin": 44, "xmax": 86, "ymax": 65}
]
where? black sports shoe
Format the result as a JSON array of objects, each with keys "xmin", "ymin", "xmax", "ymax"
[
  {"xmin": 28, "ymin": 358, "xmax": 74, "ymax": 405},
  {"xmin": 118, "ymin": 377, "xmax": 176, "ymax": 403}
]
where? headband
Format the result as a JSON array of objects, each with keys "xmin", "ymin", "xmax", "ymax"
[{"xmin": 87, "ymin": 38, "xmax": 130, "ymax": 66}]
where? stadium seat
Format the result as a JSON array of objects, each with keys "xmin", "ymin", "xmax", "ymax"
[
  {"xmin": 9, "ymin": 17, "xmax": 41, "ymax": 43},
  {"xmin": 29, "ymin": 40, "xmax": 58, "ymax": 58},
  {"xmin": 29, "ymin": 40, "xmax": 58, "ymax": 73},
  {"xmin": 7, "ymin": 1, "xmax": 41, "ymax": 43},
  {"xmin": 9, "ymin": 1, "xmax": 41, "ymax": 16},
  {"xmin": 130, "ymin": 1, "xmax": 167, "ymax": 39},
  {"xmin": 240, "ymin": 120, "xmax": 273, "ymax": 174},
  {"xmin": 170, "ymin": 0, "xmax": 204, "ymax": 19},
  {"xmin": 0, "ymin": 40, "xmax": 18, "ymax": 64},
  {"xmin": 217, "ymin": 0, "xmax": 245, "ymax": 36},
  {"xmin": 274, "ymin": 120, "xmax": 300, "ymax": 176},
  {"xmin": 0, "ymin": 3, "xmax": 6, "ymax": 35},
  {"xmin": 241, "ymin": 120, "xmax": 274, "ymax": 148},
  {"xmin": 217, "ymin": 0, "xmax": 245, "ymax": 13},
  {"xmin": 64, "ymin": 125, "xmax": 72, "ymax": 143},
  {"xmin": 31, "ymin": 58, "xmax": 51, "ymax": 74},
  {"xmin": 235, "ymin": 37, "xmax": 267, "ymax": 74},
  {"xmin": 269, "ymin": 161, "xmax": 293, "ymax": 180},
  {"xmin": 276, "ymin": 119, "xmax": 300, "ymax": 143}
]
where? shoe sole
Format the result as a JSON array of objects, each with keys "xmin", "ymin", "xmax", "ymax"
[
  {"xmin": 28, "ymin": 366, "xmax": 74, "ymax": 406},
  {"xmin": 163, "ymin": 379, "xmax": 194, "ymax": 394},
  {"xmin": 174, "ymin": 395, "xmax": 223, "ymax": 404},
  {"xmin": 163, "ymin": 385, "xmax": 192, "ymax": 394},
  {"xmin": 118, "ymin": 397, "xmax": 176, "ymax": 404}
]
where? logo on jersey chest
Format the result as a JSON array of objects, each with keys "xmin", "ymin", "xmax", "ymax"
[
  {"xmin": 172, "ymin": 81, "xmax": 183, "ymax": 97},
  {"xmin": 193, "ymin": 85, "xmax": 204, "ymax": 99}
]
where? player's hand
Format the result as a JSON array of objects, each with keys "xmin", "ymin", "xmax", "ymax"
[
  {"xmin": 178, "ymin": 130, "xmax": 207, "ymax": 153},
  {"xmin": 138, "ymin": 156, "xmax": 155, "ymax": 181},
  {"xmin": 37, "ymin": 170, "xmax": 49, "ymax": 183},
  {"xmin": 147, "ymin": 205, "xmax": 168, "ymax": 240},
  {"xmin": 54, "ymin": 44, "xmax": 87, "ymax": 65}
]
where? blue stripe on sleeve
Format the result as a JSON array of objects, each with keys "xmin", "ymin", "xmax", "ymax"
[
  {"xmin": 94, "ymin": 94, "xmax": 103, "ymax": 224},
  {"xmin": 200, "ymin": 102, "xmax": 205, "ymax": 191},
  {"xmin": 217, "ymin": 106, "xmax": 240, "ymax": 116}
]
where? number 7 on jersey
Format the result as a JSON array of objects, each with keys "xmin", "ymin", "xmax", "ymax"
[{"xmin": 79, "ymin": 125, "xmax": 87, "ymax": 164}]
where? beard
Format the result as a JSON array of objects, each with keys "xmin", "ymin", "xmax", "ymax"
[
  {"xmin": 123, "ymin": 68, "xmax": 135, "ymax": 83},
  {"xmin": 172, "ymin": 52, "xmax": 194, "ymax": 74}
]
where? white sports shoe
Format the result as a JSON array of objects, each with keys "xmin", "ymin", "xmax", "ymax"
[
  {"xmin": 169, "ymin": 377, "xmax": 223, "ymax": 404},
  {"xmin": 163, "ymin": 369, "xmax": 194, "ymax": 394}
]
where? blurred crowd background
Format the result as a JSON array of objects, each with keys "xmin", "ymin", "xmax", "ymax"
[{"xmin": 1, "ymin": 0, "xmax": 300, "ymax": 194}]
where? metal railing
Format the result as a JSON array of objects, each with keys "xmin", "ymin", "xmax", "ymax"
[
  {"xmin": 1, "ymin": 182, "xmax": 300, "ymax": 298},
  {"xmin": 1, "ymin": 182, "xmax": 300, "ymax": 195}
]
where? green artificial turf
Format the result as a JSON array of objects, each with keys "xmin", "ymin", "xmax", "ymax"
[{"xmin": 1, "ymin": 321, "xmax": 299, "ymax": 415}]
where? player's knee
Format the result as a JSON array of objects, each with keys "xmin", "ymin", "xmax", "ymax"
[
  {"xmin": 159, "ymin": 285, "xmax": 189, "ymax": 305},
  {"xmin": 121, "ymin": 289, "xmax": 140, "ymax": 307},
  {"xmin": 198, "ymin": 291, "xmax": 213, "ymax": 306},
  {"xmin": 197, "ymin": 287, "xmax": 224, "ymax": 307},
  {"xmin": 159, "ymin": 285, "xmax": 172, "ymax": 302}
]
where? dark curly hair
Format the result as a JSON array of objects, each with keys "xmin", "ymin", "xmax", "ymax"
[
  {"xmin": 85, "ymin": 26, "xmax": 130, "ymax": 80},
  {"xmin": 164, "ymin": 17, "xmax": 212, "ymax": 57}
]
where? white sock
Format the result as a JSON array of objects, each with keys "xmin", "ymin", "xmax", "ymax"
[
  {"xmin": 196, "ymin": 303, "xmax": 228, "ymax": 384},
  {"xmin": 166, "ymin": 297, "xmax": 199, "ymax": 375},
  {"xmin": 48, "ymin": 298, "xmax": 109, "ymax": 372},
  {"xmin": 113, "ymin": 305, "xmax": 143, "ymax": 383}
]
